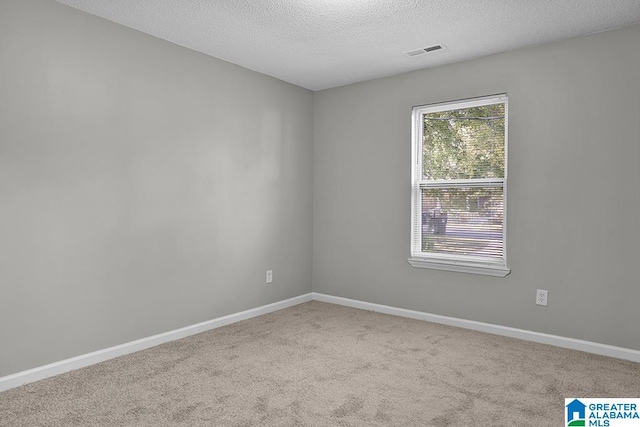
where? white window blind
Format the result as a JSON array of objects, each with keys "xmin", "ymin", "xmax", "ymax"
[{"xmin": 409, "ymin": 94, "xmax": 510, "ymax": 276}]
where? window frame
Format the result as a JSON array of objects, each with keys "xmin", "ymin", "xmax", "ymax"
[{"xmin": 408, "ymin": 94, "xmax": 510, "ymax": 277}]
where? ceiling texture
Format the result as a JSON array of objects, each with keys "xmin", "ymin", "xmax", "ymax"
[{"xmin": 54, "ymin": 0, "xmax": 640, "ymax": 91}]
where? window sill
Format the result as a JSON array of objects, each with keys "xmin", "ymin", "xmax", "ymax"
[{"xmin": 407, "ymin": 257, "xmax": 511, "ymax": 277}]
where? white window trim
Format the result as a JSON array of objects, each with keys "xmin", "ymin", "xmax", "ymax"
[
  {"xmin": 407, "ymin": 257, "xmax": 511, "ymax": 277},
  {"xmin": 409, "ymin": 94, "xmax": 510, "ymax": 277}
]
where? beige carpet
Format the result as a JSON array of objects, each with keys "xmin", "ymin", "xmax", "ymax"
[{"xmin": 1, "ymin": 301, "xmax": 639, "ymax": 426}]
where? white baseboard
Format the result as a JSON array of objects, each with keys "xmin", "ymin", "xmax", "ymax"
[
  {"xmin": 3, "ymin": 291, "xmax": 638, "ymax": 393},
  {"xmin": 312, "ymin": 292, "xmax": 640, "ymax": 363},
  {"xmin": 0, "ymin": 293, "xmax": 313, "ymax": 392}
]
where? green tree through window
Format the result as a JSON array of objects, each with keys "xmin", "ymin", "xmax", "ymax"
[{"xmin": 423, "ymin": 104, "xmax": 505, "ymax": 180}]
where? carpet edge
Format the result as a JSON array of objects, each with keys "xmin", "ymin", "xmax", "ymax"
[
  {"xmin": 311, "ymin": 292, "xmax": 640, "ymax": 363},
  {"xmin": 0, "ymin": 293, "xmax": 314, "ymax": 392}
]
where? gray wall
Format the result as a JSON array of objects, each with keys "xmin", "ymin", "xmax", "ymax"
[
  {"xmin": 0, "ymin": 0, "xmax": 313, "ymax": 376},
  {"xmin": 313, "ymin": 25, "xmax": 640, "ymax": 350}
]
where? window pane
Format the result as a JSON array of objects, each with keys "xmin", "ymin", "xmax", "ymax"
[
  {"xmin": 423, "ymin": 103, "xmax": 505, "ymax": 180},
  {"xmin": 421, "ymin": 187, "xmax": 504, "ymax": 259}
]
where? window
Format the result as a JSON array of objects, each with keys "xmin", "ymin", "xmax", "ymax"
[{"xmin": 409, "ymin": 94, "xmax": 510, "ymax": 276}]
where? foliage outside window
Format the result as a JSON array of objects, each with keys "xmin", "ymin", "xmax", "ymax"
[{"xmin": 409, "ymin": 94, "xmax": 510, "ymax": 276}]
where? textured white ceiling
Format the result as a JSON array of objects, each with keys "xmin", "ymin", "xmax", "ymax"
[{"xmin": 54, "ymin": 0, "xmax": 640, "ymax": 90}]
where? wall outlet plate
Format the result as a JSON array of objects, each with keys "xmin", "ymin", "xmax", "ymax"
[
  {"xmin": 266, "ymin": 270, "xmax": 273, "ymax": 284},
  {"xmin": 536, "ymin": 289, "xmax": 548, "ymax": 306}
]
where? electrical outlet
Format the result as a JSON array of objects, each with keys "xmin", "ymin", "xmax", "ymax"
[
  {"xmin": 266, "ymin": 270, "xmax": 273, "ymax": 284},
  {"xmin": 536, "ymin": 289, "xmax": 548, "ymax": 306}
]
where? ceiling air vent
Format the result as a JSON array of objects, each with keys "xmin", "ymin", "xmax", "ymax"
[{"xmin": 404, "ymin": 44, "xmax": 447, "ymax": 57}]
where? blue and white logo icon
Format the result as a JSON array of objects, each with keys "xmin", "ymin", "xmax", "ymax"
[{"xmin": 567, "ymin": 399, "xmax": 587, "ymax": 426}]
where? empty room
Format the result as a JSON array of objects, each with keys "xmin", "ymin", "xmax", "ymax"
[{"xmin": 1, "ymin": 0, "xmax": 639, "ymax": 425}]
